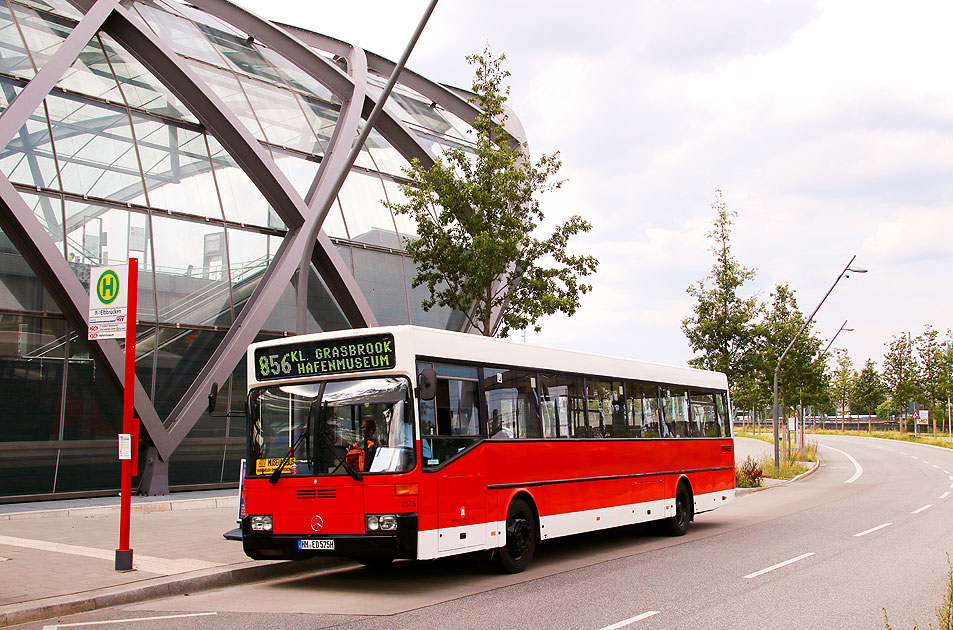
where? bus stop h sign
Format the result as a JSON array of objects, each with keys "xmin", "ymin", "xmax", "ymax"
[{"xmin": 88, "ymin": 265, "xmax": 129, "ymax": 340}]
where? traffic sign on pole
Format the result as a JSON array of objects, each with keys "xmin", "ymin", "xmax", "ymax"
[{"xmin": 89, "ymin": 265, "xmax": 129, "ymax": 340}]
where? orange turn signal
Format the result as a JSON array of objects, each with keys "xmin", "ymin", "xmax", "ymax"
[{"xmin": 395, "ymin": 483, "xmax": 418, "ymax": 496}]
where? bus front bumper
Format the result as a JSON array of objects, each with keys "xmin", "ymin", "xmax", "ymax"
[{"xmin": 240, "ymin": 514, "xmax": 418, "ymax": 561}]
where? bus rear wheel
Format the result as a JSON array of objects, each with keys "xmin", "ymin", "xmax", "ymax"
[
  {"xmin": 492, "ymin": 498, "xmax": 537, "ymax": 573},
  {"xmin": 664, "ymin": 483, "xmax": 692, "ymax": 536}
]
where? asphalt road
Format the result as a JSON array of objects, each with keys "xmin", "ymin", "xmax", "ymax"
[{"xmin": 20, "ymin": 435, "xmax": 953, "ymax": 630}]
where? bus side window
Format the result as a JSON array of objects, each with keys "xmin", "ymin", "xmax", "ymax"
[
  {"xmin": 417, "ymin": 362, "xmax": 481, "ymax": 467},
  {"xmin": 538, "ymin": 374, "xmax": 583, "ymax": 438},
  {"xmin": 627, "ymin": 382, "xmax": 661, "ymax": 438},
  {"xmin": 662, "ymin": 387, "xmax": 690, "ymax": 437},
  {"xmin": 689, "ymin": 391, "xmax": 719, "ymax": 437},
  {"xmin": 717, "ymin": 392, "xmax": 730, "ymax": 437},
  {"xmin": 610, "ymin": 382, "xmax": 626, "ymax": 437},
  {"xmin": 484, "ymin": 368, "xmax": 541, "ymax": 439},
  {"xmin": 538, "ymin": 374, "xmax": 563, "ymax": 438},
  {"xmin": 586, "ymin": 379, "xmax": 623, "ymax": 438}
]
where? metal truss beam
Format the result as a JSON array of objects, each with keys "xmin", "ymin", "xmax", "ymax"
[
  {"xmin": 276, "ymin": 24, "xmax": 437, "ymax": 170},
  {"xmin": 0, "ymin": 173, "xmax": 174, "ymax": 459},
  {"xmin": 184, "ymin": 0, "xmax": 376, "ymax": 331}
]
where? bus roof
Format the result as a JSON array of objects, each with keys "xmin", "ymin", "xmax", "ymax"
[{"xmin": 249, "ymin": 326, "xmax": 728, "ymax": 391}]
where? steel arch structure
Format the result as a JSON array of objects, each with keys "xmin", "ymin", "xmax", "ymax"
[{"xmin": 0, "ymin": 0, "xmax": 525, "ymax": 495}]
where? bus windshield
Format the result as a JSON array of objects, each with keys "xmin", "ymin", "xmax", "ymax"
[{"xmin": 248, "ymin": 376, "xmax": 415, "ymax": 477}]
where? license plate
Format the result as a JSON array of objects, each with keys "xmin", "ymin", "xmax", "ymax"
[{"xmin": 298, "ymin": 539, "xmax": 334, "ymax": 550}]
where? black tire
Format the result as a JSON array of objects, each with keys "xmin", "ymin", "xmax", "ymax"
[
  {"xmin": 664, "ymin": 483, "xmax": 692, "ymax": 536},
  {"xmin": 492, "ymin": 498, "xmax": 537, "ymax": 573}
]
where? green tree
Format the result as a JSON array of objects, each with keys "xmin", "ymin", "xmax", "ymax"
[
  {"xmin": 682, "ymin": 190, "xmax": 759, "ymax": 390},
  {"xmin": 875, "ymin": 399, "xmax": 896, "ymax": 422},
  {"xmin": 731, "ymin": 372, "xmax": 769, "ymax": 432},
  {"xmin": 851, "ymin": 358, "xmax": 886, "ymax": 432},
  {"xmin": 915, "ymin": 324, "xmax": 945, "ymax": 437},
  {"xmin": 830, "ymin": 349, "xmax": 855, "ymax": 432},
  {"xmin": 757, "ymin": 285, "xmax": 828, "ymax": 452},
  {"xmin": 882, "ymin": 333, "xmax": 919, "ymax": 433},
  {"xmin": 388, "ymin": 49, "xmax": 598, "ymax": 337}
]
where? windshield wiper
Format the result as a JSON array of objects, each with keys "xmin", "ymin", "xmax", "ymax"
[
  {"xmin": 332, "ymin": 455, "xmax": 364, "ymax": 482},
  {"xmin": 269, "ymin": 430, "xmax": 308, "ymax": 484},
  {"xmin": 269, "ymin": 385, "xmax": 319, "ymax": 485}
]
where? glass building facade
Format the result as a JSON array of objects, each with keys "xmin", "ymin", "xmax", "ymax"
[{"xmin": 0, "ymin": 0, "xmax": 525, "ymax": 501}]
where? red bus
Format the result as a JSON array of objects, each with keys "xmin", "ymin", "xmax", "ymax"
[{"xmin": 241, "ymin": 326, "xmax": 734, "ymax": 572}]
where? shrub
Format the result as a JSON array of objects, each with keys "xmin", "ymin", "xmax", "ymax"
[{"xmin": 736, "ymin": 456, "xmax": 763, "ymax": 488}]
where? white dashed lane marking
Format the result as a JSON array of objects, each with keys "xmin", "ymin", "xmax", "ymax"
[
  {"xmin": 854, "ymin": 523, "xmax": 892, "ymax": 537},
  {"xmin": 744, "ymin": 553, "xmax": 815, "ymax": 579},
  {"xmin": 597, "ymin": 611, "xmax": 661, "ymax": 629}
]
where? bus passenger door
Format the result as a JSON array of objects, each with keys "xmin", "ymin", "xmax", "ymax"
[{"xmin": 437, "ymin": 473, "xmax": 487, "ymax": 552}]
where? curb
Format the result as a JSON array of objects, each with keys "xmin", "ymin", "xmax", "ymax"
[
  {"xmin": 735, "ymin": 460, "xmax": 820, "ymax": 497},
  {"xmin": 0, "ymin": 555, "xmax": 349, "ymax": 628}
]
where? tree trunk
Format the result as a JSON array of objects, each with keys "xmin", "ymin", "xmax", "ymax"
[{"xmin": 932, "ymin": 399, "xmax": 936, "ymax": 438}]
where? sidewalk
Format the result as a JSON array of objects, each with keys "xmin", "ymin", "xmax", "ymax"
[{"xmin": 0, "ymin": 489, "xmax": 344, "ymax": 627}]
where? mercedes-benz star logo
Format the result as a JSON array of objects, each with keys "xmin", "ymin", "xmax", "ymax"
[{"xmin": 310, "ymin": 515, "xmax": 324, "ymax": 532}]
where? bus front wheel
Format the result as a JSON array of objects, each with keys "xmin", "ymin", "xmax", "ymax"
[
  {"xmin": 492, "ymin": 498, "xmax": 537, "ymax": 573},
  {"xmin": 664, "ymin": 483, "xmax": 692, "ymax": 536}
]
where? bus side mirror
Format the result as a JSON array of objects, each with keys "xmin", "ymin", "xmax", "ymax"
[
  {"xmin": 417, "ymin": 368, "xmax": 437, "ymax": 400},
  {"xmin": 207, "ymin": 383, "xmax": 245, "ymax": 417},
  {"xmin": 208, "ymin": 382, "xmax": 219, "ymax": 414}
]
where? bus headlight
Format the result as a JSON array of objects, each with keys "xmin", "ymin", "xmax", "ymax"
[
  {"xmin": 250, "ymin": 515, "xmax": 273, "ymax": 532},
  {"xmin": 366, "ymin": 514, "xmax": 397, "ymax": 533}
]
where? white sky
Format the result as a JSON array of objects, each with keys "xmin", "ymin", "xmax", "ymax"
[{"xmin": 237, "ymin": 0, "xmax": 953, "ymax": 370}]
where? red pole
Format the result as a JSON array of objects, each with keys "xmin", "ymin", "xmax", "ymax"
[{"xmin": 116, "ymin": 259, "xmax": 138, "ymax": 571}]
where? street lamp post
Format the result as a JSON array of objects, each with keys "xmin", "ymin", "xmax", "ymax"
[
  {"xmin": 823, "ymin": 319, "xmax": 854, "ymax": 354},
  {"xmin": 824, "ymin": 320, "xmax": 855, "ymax": 434},
  {"xmin": 773, "ymin": 255, "xmax": 867, "ymax": 468}
]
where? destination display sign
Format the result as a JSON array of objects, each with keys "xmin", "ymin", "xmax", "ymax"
[{"xmin": 253, "ymin": 333, "xmax": 396, "ymax": 382}]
